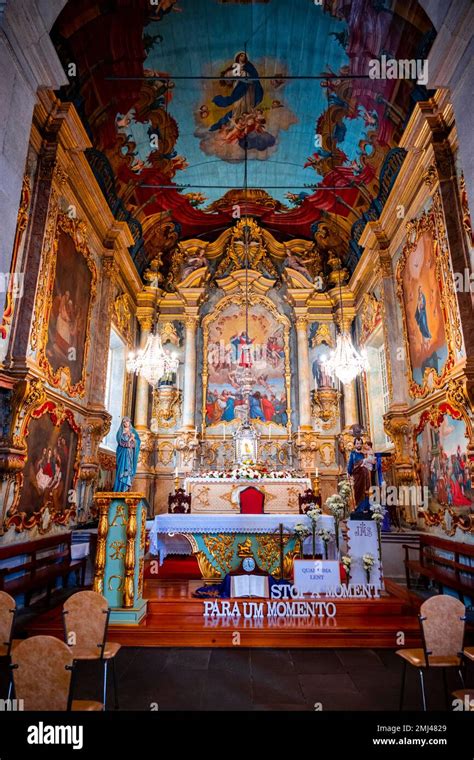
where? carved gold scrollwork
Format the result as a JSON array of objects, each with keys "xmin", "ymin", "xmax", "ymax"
[
  {"xmin": 202, "ymin": 534, "xmax": 234, "ymax": 575},
  {"xmin": 312, "ymin": 388, "xmax": 341, "ymax": 430},
  {"xmin": 215, "ymin": 218, "xmax": 278, "ymax": 278},
  {"xmin": 152, "ymin": 386, "xmax": 181, "ymax": 430}
]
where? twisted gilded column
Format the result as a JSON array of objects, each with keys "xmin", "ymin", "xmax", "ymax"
[
  {"xmin": 123, "ymin": 497, "xmax": 138, "ymax": 608},
  {"xmin": 182, "ymin": 315, "xmax": 198, "ymax": 430},
  {"xmin": 295, "ymin": 316, "xmax": 312, "ymax": 430},
  {"xmin": 92, "ymin": 496, "xmax": 110, "ymax": 594}
]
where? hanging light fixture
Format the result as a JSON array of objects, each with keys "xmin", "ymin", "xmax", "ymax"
[
  {"xmin": 234, "ymin": 138, "xmax": 258, "ymax": 413},
  {"xmin": 127, "ymin": 327, "xmax": 179, "ymax": 387},
  {"xmin": 126, "ymin": 92, "xmax": 180, "ymax": 388},
  {"xmin": 323, "ymin": 330, "xmax": 368, "ymax": 385},
  {"xmin": 321, "ymin": 82, "xmax": 368, "ymax": 386}
]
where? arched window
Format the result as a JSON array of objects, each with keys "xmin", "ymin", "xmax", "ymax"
[{"xmin": 102, "ymin": 327, "xmax": 126, "ymax": 450}]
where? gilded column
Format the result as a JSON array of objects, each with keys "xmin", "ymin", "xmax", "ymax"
[
  {"xmin": 92, "ymin": 496, "xmax": 110, "ymax": 594},
  {"xmin": 123, "ymin": 498, "xmax": 138, "ymax": 608},
  {"xmin": 182, "ymin": 315, "xmax": 198, "ymax": 430},
  {"xmin": 295, "ymin": 316, "xmax": 312, "ymax": 429},
  {"xmin": 134, "ymin": 314, "xmax": 152, "ymax": 430}
]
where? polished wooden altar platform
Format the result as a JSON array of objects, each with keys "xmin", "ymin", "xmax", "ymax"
[{"xmin": 26, "ymin": 578, "xmax": 422, "ymax": 648}]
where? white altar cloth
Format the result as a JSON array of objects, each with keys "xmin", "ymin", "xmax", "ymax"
[{"xmin": 149, "ymin": 513, "xmax": 335, "ymax": 560}]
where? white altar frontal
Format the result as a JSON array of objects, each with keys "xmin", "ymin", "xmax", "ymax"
[{"xmin": 184, "ymin": 475, "xmax": 312, "ymax": 513}]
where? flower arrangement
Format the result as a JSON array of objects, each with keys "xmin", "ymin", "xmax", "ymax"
[
  {"xmin": 294, "ymin": 523, "xmax": 311, "ymax": 559},
  {"xmin": 370, "ymin": 503, "xmax": 386, "ymax": 523},
  {"xmin": 306, "ymin": 505, "xmax": 322, "ymax": 522},
  {"xmin": 305, "ymin": 505, "xmax": 322, "ymax": 558},
  {"xmin": 341, "ymin": 554, "xmax": 352, "ymax": 584},
  {"xmin": 362, "ymin": 552, "xmax": 375, "ymax": 584},
  {"xmin": 337, "ymin": 477, "xmax": 352, "ymax": 517},
  {"xmin": 325, "ymin": 493, "xmax": 345, "ymax": 548},
  {"xmin": 198, "ymin": 466, "xmax": 296, "ymax": 481},
  {"xmin": 325, "ymin": 494, "xmax": 345, "ymax": 518},
  {"xmin": 318, "ymin": 527, "xmax": 335, "ymax": 559}
]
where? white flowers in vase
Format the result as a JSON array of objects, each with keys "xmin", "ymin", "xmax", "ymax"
[
  {"xmin": 362, "ymin": 552, "xmax": 375, "ymax": 584},
  {"xmin": 294, "ymin": 523, "xmax": 311, "ymax": 559},
  {"xmin": 370, "ymin": 503, "xmax": 386, "ymax": 523},
  {"xmin": 318, "ymin": 527, "xmax": 335, "ymax": 559}
]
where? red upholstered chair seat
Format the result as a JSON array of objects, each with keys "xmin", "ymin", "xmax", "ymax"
[{"xmin": 239, "ymin": 486, "xmax": 265, "ymax": 514}]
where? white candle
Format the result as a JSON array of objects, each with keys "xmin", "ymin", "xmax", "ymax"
[
  {"xmin": 268, "ymin": 425, "xmax": 271, "ymax": 440},
  {"xmin": 174, "ymin": 466, "xmax": 178, "ymax": 478},
  {"xmin": 223, "ymin": 426, "xmax": 226, "ymax": 442},
  {"xmin": 297, "ymin": 427, "xmax": 301, "ymax": 445},
  {"xmin": 315, "ymin": 467, "xmax": 319, "ymax": 478}
]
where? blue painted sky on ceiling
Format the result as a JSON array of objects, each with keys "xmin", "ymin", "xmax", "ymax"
[{"xmin": 122, "ymin": 0, "xmax": 370, "ymax": 205}]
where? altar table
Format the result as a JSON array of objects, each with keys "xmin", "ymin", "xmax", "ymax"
[
  {"xmin": 184, "ymin": 476, "xmax": 312, "ymax": 513},
  {"xmin": 149, "ymin": 513, "xmax": 335, "ymax": 579}
]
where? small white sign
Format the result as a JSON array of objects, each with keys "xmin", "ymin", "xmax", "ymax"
[{"xmin": 293, "ymin": 560, "xmax": 341, "ymax": 594}]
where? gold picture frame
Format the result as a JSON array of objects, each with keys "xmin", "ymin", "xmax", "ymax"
[
  {"xmin": 201, "ymin": 292, "xmax": 292, "ymax": 434},
  {"xmin": 396, "ymin": 192, "xmax": 462, "ymax": 399},
  {"xmin": 33, "ymin": 212, "xmax": 98, "ymax": 397}
]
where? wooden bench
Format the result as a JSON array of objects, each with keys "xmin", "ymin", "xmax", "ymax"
[
  {"xmin": 403, "ymin": 534, "xmax": 474, "ymax": 604},
  {"xmin": 0, "ymin": 533, "xmax": 86, "ymax": 606}
]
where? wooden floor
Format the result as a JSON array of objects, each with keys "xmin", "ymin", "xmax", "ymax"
[{"xmin": 26, "ymin": 579, "xmax": 423, "ymax": 648}]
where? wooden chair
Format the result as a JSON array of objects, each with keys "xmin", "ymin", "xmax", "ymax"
[
  {"xmin": 168, "ymin": 488, "xmax": 191, "ymax": 514},
  {"xmin": 11, "ymin": 635, "xmax": 102, "ymax": 711},
  {"xmin": 396, "ymin": 595, "xmax": 465, "ymax": 711},
  {"xmin": 239, "ymin": 486, "xmax": 265, "ymax": 514},
  {"xmin": 62, "ymin": 590, "xmax": 121, "ymax": 710},
  {"xmin": 0, "ymin": 591, "xmax": 16, "ymax": 699},
  {"xmin": 298, "ymin": 488, "xmax": 321, "ymax": 514}
]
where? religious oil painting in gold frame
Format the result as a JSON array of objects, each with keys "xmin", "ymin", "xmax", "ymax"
[
  {"xmin": 415, "ymin": 404, "xmax": 473, "ymax": 511},
  {"xmin": 202, "ymin": 295, "xmax": 291, "ymax": 431},
  {"xmin": 37, "ymin": 213, "xmax": 97, "ymax": 397},
  {"xmin": 396, "ymin": 195, "xmax": 461, "ymax": 398},
  {"xmin": 8, "ymin": 404, "xmax": 80, "ymax": 532}
]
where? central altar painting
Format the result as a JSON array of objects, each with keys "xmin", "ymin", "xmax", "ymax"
[{"xmin": 203, "ymin": 297, "xmax": 290, "ymax": 431}]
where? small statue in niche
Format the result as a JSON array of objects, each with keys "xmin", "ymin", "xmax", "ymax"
[{"xmin": 113, "ymin": 417, "xmax": 141, "ymax": 492}]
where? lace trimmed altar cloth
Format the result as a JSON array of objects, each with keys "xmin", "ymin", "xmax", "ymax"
[{"xmin": 149, "ymin": 513, "xmax": 335, "ymax": 561}]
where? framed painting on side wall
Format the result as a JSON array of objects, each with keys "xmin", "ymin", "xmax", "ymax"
[
  {"xmin": 34, "ymin": 213, "xmax": 97, "ymax": 397},
  {"xmin": 396, "ymin": 195, "xmax": 462, "ymax": 398}
]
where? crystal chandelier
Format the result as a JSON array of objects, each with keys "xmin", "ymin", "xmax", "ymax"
[
  {"xmin": 323, "ymin": 331, "xmax": 368, "ymax": 385},
  {"xmin": 127, "ymin": 328, "xmax": 179, "ymax": 387}
]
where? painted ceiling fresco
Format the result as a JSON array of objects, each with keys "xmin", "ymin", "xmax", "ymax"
[{"xmin": 53, "ymin": 0, "xmax": 435, "ymax": 279}]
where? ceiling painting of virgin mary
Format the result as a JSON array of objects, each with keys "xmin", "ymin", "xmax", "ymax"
[{"xmin": 53, "ymin": 0, "xmax": 435, "ymax": 274}]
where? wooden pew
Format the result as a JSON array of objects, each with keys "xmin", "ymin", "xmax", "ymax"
[
  {"xmin": 403, "ymin": 533, "xmax": 474, "ymax": 604},
  {"xmin": 0, "ymin": 533, "xmax": 86, "ymax": 606}
]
